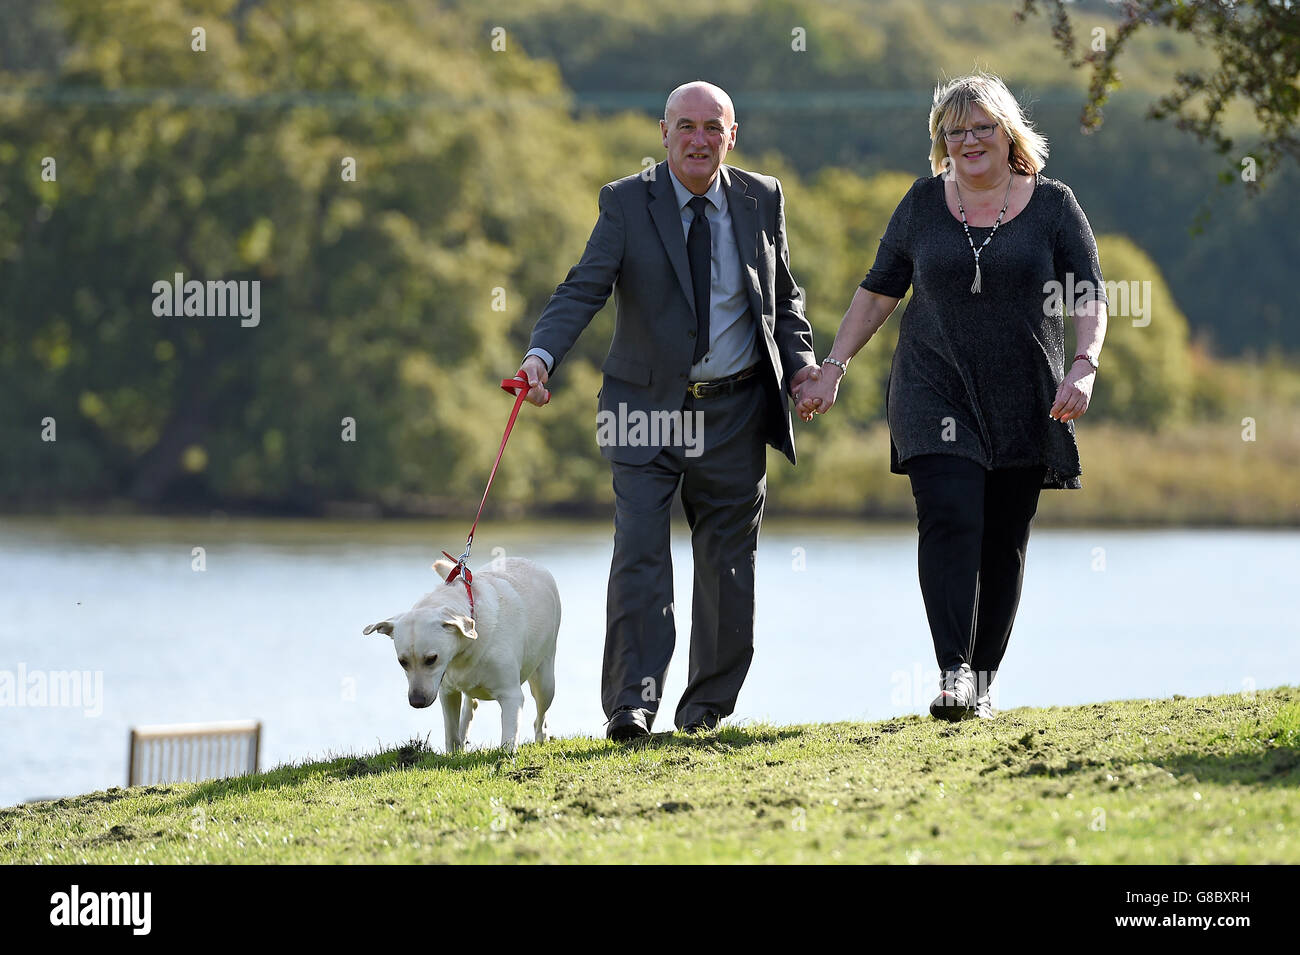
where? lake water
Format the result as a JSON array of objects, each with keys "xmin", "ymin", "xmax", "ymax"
[{"xmin": 2, "ymin": 515, "xmax": 1297, "ymax": 808}]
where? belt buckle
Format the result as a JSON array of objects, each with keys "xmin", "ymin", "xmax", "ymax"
[{"xmin": 688, "ymin": 380, "xmax": 708, "ymax": 399}]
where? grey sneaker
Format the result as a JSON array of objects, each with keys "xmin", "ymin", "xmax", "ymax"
[
  {"xmin": 974, "ymin": 692, "xmax": 994, "ymax": 720},
  {"xmin": 930, "ymin": 663, "xmax": 976, "ymax": 721}
]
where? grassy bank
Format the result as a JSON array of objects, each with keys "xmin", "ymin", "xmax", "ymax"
[{"xmin": 3, "ymin": 688, "xmax": 1296, "ymax": 864}]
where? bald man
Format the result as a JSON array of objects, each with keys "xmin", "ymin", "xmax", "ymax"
[{"xmin": 517, "ymin": 81, "xmax": 819, "ymax": 739}]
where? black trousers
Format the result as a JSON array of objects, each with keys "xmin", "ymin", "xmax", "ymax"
[
  {"xmin": 906, "ymin": 454, "xmax": 1045, "ymax": 689},
  {"xmin": 603, "ymin": 377, "xmax": 768, "ymax": 730}
]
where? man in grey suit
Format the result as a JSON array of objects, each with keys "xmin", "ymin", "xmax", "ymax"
[{"xmin": 518, "ymin": 81, "xmax": 821, "ymax": 739}]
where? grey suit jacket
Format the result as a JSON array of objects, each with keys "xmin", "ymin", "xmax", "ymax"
[{"xmin": 528, "ymin": 161, "xmax": 816, "ymax": 466}]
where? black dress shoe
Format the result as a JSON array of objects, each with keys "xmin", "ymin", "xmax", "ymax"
[
  {"xmin": 681, "ymin": 713, "xmax": 721, "ymax": 735},
  {"xmin": 606, "ymin": 706, "xmax": 650, "ymax": 741}
]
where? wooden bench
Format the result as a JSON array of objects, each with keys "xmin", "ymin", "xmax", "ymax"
[{"xmin": 127, "ymin": 720, "xmax": 261, "ymax": 787}]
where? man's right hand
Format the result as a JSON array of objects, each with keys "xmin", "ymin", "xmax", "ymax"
[{"xmin": 520, "ymin": 355, "xmax": 551, "ymax": 407}]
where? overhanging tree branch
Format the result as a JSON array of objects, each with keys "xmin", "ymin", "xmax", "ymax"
[{"xmin": 1017, "ymin": 0, "xmax": 1300, "ymax": 180}]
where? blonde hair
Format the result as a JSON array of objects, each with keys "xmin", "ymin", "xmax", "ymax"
[{"xmin": 928, "ymin": 72, "xmax": 1048, "ymax": 176}]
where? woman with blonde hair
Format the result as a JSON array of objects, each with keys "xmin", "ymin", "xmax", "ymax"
[{"xmin": 798, "ymin": 72, "xmax": 1109, "ymax": 720}]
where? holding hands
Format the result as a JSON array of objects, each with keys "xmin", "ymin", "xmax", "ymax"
[
  {"xmin": 792, "ymin": 287, "xmax": 898, "ymax": 423},
  {"xmin": 789, "ymin": 364, "xmax": 821, "ymax": 414},
  {"xmin": 794, "ymin": 360, "xmax": 843, "ymax": 421}
]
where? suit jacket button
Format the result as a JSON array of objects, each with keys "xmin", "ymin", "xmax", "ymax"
[{"xmin": 687, "ymin": 330, "xmax": 696, "ymax": 338}]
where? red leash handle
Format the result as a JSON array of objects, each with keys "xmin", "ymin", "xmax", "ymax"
[
  {"xmin": 440, "ymin": 372, "xmax": 532, "ymax": 620},
  {"xmin": 500, "ymin": 372, "xmax": 530, "ymax": 399}
]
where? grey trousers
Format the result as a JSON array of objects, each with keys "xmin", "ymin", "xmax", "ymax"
[{"xmin": 602, "ymin": 378, "xmax": 768, "ymax": 730}]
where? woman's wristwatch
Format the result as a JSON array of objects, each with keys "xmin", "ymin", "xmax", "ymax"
[
  {"xmin": 1072, "ymin": 353, "xmax": 1099, "ymax": 372},
  {"xmin": 822, "ymin": 356, "xmax": 848, "ymax": 376}
]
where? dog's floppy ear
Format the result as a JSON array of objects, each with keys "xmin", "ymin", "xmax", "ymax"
[
  {"xmin": 444, "ymin": 614, "xmax": 477, "ymax": 640},
  {"xmin": 432, "ymin": 558, "xmax": 456, "ymax": 581},
  {"xmin": 362, "ymin": 615, "xmax": 400, "ymax": 637}
]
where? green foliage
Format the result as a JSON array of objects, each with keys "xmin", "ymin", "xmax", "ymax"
[
  {"xmin": 0, "ymin": 0, "xmax": 634, "ymax": 510},
  {"xmin": 1018, "ymin": 0, "xmax": 1300, "ymax": 178}
]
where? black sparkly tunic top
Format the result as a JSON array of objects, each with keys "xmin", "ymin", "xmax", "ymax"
[{"xmin": 861, "ymin": 173, "xmax": 1107, "ymax": 489}]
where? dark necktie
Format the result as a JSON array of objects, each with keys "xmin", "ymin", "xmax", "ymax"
[{"xmin": 686, "ymin": 195, "xmax": 711, "ymax": 365}]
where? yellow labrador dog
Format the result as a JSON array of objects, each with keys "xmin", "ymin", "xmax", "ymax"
[{"xmin": 364, "ymin": 556, "xmax": 560, "ymax": 753}]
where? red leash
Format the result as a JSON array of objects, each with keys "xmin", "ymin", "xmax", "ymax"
[{"xmin": 441, "ymin": 372, "xmax": 531, "ymax": 622}]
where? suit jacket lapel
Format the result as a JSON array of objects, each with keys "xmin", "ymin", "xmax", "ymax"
[
  {"xmin": 722, "ymin": 166, "xmax": 765, "ymax": 324},
  {"xmin": 647, "ymin": 162, "xmax": 698, "ymax": 318}
]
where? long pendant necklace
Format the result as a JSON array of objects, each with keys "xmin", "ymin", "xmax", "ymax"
[{"xmin": 954, "ymin": 168, "xmax": 1014, "ymax": 294}]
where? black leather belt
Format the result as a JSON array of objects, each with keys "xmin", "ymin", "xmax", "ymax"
[{"xmin": 687, "ymin": 364, "xmax": 760, "ymax": 399}]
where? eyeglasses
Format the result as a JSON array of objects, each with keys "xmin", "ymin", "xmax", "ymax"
[{"xmin": 944, "ymin": 123, "xmax": 998, "ymax": 143}]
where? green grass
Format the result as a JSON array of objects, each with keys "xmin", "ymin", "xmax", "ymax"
[{"xmin": 3, "ymin": 688, "xmax": 1297, "ymax": 864}]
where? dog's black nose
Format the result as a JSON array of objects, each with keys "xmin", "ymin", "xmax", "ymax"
[{"xmin": 408, "ymin": 694, "xmax": 430, "ymax": 708}]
